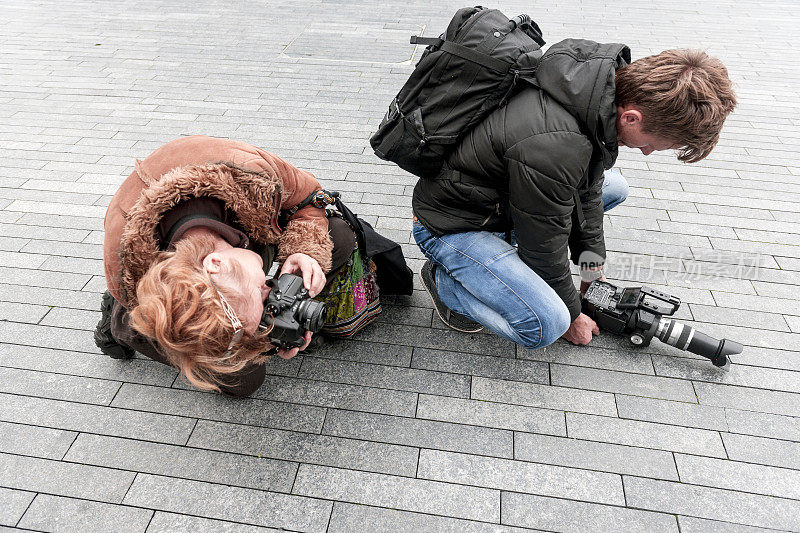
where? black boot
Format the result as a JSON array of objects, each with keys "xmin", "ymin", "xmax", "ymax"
[
  {"xmin": 94, "ymin": 291, "xmax": 134, "ymax": 360},
  {"xmin": 420, "ymin": 260, "xmax": 484, "ymax": 333}
]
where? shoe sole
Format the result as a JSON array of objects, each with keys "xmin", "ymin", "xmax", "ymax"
[{"xmin": 418, "ymin": 270, "xmax": 484, "ymax": 334}]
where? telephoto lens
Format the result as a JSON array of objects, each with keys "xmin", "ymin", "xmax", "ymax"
[{"xmin": 653, "ymin": 317, "xmax": 741, "ymax": 370}]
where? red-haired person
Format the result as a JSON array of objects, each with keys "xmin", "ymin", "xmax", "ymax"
[{"xmin": 94, "ymin": 136, "xmax": 357, "ymax": 397}]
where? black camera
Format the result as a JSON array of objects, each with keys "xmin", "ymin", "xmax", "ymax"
[
  {"xmin": 582, "ymin": 280, "xmax": 742, "ymax": 370},
  {"xmin": 259, "ymin": 274, "xmax": 327, "ymax": 350}
]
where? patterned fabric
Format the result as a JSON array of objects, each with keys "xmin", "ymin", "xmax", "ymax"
[{"xmin": 315, "ymin": 248, "xmax": 381, "ymax": 337}]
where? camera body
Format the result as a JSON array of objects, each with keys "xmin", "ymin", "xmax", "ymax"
[
  {"xmin": 582, "ymin": 280, "xmax": 740, "ymax": 370},
  {"xmin": 259, "ymin": 274, "xmax": 326, "ymax": 350}
]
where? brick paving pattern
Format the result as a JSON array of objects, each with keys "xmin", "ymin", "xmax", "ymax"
[{"xmin": 1, "ymin": 0, "xmax": 799, "ymax": 531}]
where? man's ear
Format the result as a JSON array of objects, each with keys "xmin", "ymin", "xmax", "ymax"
[
  {"xmin": 620, "ymin": 107, "xmax": 643, "ymax": 126},
  {"xmin": 202, "ymin": 252, "xmax": 224, "ymax": 274}
]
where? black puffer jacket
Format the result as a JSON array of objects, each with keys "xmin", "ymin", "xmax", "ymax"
[{"xmin": 413, "ymin": 39, "xmax": 630, "ymax": 320}]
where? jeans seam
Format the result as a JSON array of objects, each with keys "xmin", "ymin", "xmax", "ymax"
[{"xmin": 432, "ymin": 233, "xmax": 545, "ymax": 348}]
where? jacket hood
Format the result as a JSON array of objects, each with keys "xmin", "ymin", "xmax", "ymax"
[{"xmin": 534, "ymin": 39, "xmax": 631, "ymax": 169}]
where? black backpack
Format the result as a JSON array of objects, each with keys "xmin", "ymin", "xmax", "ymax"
[{"xmin": 370, "ymin": 6, "xmax": 545, "ymax": 179}]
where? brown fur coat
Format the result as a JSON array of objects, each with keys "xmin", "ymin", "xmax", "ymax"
[{"xmin": 104, "ymin": 136, "xmax": 333, "ymax": 308}]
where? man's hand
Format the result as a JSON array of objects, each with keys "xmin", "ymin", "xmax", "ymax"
[
  {"xmin": 562, "ymin": 313, "xmax": 600, "ymax": 345},
  {"xmin": 276, "ymin": 331, "xmax": 312, "ymax": 359},
  {"xmin": 280, "ymin": 253, "xmax": 326, "ymax": 297}
]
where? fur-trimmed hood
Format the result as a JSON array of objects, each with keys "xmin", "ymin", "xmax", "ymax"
[{"xmin": 116, "ymin": 162, "xmax": 333, "ymax": 307}]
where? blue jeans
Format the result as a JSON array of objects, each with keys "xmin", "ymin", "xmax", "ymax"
[{"xmin": 413, "ymin": 169, "xmax": 629, "ymax": 349}]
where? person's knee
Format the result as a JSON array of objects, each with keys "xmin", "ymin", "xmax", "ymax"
[
  {"xmin": 512, "ymin": 300, "xmax": 570, "ymax": 349},
  {"xmin": 603, "ymin": 170, "xmax": 629, "ymax": 210}
]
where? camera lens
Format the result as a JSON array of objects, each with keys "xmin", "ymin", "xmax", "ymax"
[{"xmin": 296, "ymin": 298, "xmax": 327, "ymax": 333}]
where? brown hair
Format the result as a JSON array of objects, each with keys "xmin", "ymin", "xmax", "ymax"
[
  {"xmin": 615, "ymin": 49, "xmax": 737, "ymax": 163},
  {"xmin": 128, "ymin": 233, "xmax": 272, "ymax": 392}
]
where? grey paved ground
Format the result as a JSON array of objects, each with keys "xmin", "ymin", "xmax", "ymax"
[{"xmin": 1, "ymin": 0, "xmax": 799, "ymax": 531}]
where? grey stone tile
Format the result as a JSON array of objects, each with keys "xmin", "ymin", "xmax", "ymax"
[
  {"xmin": 39, "ymin": 307, "xmax": 99, "ymax": 329},
  {"xmin": 352, "ymin": 322, "xmax": 515, "ymax": 357},
  {"xmin": 416, "ymin": 394, "xmax": 566, "ymax": 435},
  {"xmin": 65, "ymin": 433, "xmax": 297, "ymax": 492},
  {"xmin": 293, "ymin": 464, "xmax": 499, "ymax": 523},
  {"xmin": 623, "ymin": 476, "xmax": 800, "ymax": 531},
  {"xmin": 188, "ymin": 419, "xmax": 417, "ymax": 477},
  {"xmin": 0, "ymin": 488, "xmax": 35, "ymax": 528},
  {"xmin": 0, "ymin": 321, "xmax": 97, "ymax": 352},
  {"xmin": 616, "ymin": 395, "xmax": 729, "ymax": 431},
  {"xmin": 298, "ymin": 356, "xmax": 469, "ymax": 397},
  {"xmin": 147, "ymin": 512, "xmax": 281, "ymax": 532},
  {"xmin": 328, "ymin": 503, "xmax": 515, "ymax": 533},
  {"xmin": 677, "ymin": 516, "xmax": 781, "ymax": 533},
  {"xmin": 0, "ymin": 393, "xmax": 196, "ymax": 446},
  {"xmin": 112, "ymin": 383, "xmax": 324, "ymax": 434},
  {"xmin": 566, "ymin": 413, "xmax": 727, "ymax": 457},
  {"xmin": 0, "ymin": 301, "xmax": 49, "ymax": 324},
  {"xmin": 514, "ymin": 432, "xmax": 678, "ymax": 481},
  {"xmin": 411, "ymin": 348, "xmax": 549, "ymax": 384},
  {"xmin": 0, "ymin": 266, "xmax": 90, "ymax": 291},
  {"xmin": 721, "ymin": 432, "xmax": 800, "ymax": 470},
  {"xmin": 0, "ymin": 420, "xmax": 76, "ymax": 460},
  {"xmin": 724, "ymin": 408, "xmax": 800, "ymax": 441},
  {"xmin": 0, "ymin": 283, "xmax": 99, "ymax": 311},
  {"xmin": 252, "ymin": 375, "xmax": 418, "ymax": 416},
  {"xmin": 322, "ymin": 408, "xmax": 513, "ymax": 458},
  {"xmin": 124, "ymin": 474, "xmax": 332, "ymax": 533},
  {"xmin": 472, "ymin": 377, "xmax": 618, "ymax": 416},
  {"xmin": 311, "ymin": 338, "xmax": 412, "ymax": 366},
  {"xmin": 0, "ymin": 345, "xmax": 177, "ymax": 387},
  {"xmin": 655, "ymin": 355, "xmax": 800, "ymax": 394},
  {"xmin": 551, "ymin": 365, "xmax": 697, "ymax": 402},
  {"xmin": 418, "ymin": 449, "xmax": 623, "ymax": 505},
  {"xmin": 18, "ymin": 494, "xmax": 153, "ymax": 533},
  {"xmin": 0, "ymin": 452, "xmax": 135, "ymax": 504},
  {"xmin": 675, "ymin": 453, "xmax": 800, "ymax": 500},
  {"xmin": 501, "ymin": 492, "xmax": 678, "ymax": 533},
  {"xmin": 694, "ymin": 381, "xmax": 800, "ymax": 418},
  {"xmin": 517, "ymin": 341, "xmax": 656, "ymax": 375},
  {"xmin": 38, "ymin": 256, "xmax": 105, "ymax": 276},
  {"xmin": 0, "ymin": 366, "xmax": 120, "ymax": 405}
]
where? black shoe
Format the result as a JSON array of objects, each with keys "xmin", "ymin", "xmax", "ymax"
[
  {"xmin": 94, "ymin": 291, "xmax": 134, "ymax": 360},
  {"xmin": 420, "ymin": 260, "xmax": 484, "ymax": 333}
]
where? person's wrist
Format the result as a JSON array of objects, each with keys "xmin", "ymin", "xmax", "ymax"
[{"xmin": 580, "ymin": 266, "xmax": 604, "ymax": 282}]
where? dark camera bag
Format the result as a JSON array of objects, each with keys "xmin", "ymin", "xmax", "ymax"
[{"xmin": 369, "ymin": 6, "xmax": 545, "ymax": 178}]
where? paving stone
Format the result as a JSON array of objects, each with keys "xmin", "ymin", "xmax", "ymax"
[
  {"xmin": 0, "ymin": 488, "xmax": 35, "ymax": 528},
  {"xmin": 616, "ymin": 395, "xmax": 729, "ymax": 431},
  {"xmin": 17, "ymin": 494, "xmax": 153, "ymax": 533},
  {"xmin": 252, "ymin": 375, "xmax": 417, "ymax": 416},
  {"xmin": 623, "ymin": 476, "xmax": 800, "ymax": 531},
  {"xmin": 112, "ymin": 383, "xmax": 324, "ymax": 433},
  {"xmin": 0, "ymin": 321, "xmax": 98, "ymax": 352},
  {"xmin": 298, "ymin": 356, "xmax": 470, "ymax": 397},
  {"xmin": 188, "ymin": 418, "xmax": 417, "ymax": 477},
  {"xmin": 65, "ymin": 433, "xmax": 297, "ymax": 492},
  {"xmin": 677, "ymin": 516, "xmax": 781, "ymax": 533},
  {"xmin": 472, "ymin": 377, "xmax": 618, "ymax": 416},
  {"xmin": 311, "ymin": 338, "xmax": 413, "ymax": 366},
  {"xmin": 517, "ymin": 342, "xmax": 655, "ymax": 375},
  {"xmin": 0, "ymin": 452, "xmax": 135, "ymax": 504},
  {"xmin": 328, "ymin": 503, "xmax": 517, "ymax": 533},
  {"xmin": 418, "ymin": 449, "xmax": 623, "ymax": 505},
  {"xmin": 724, "ymin": 408, "xmax": 800, "ymax": 441},
  {"xmin": 411, "ymin": 348, "xmax": 549, "ymax": 384},
  {"xmin": 551, "ymin": 364, "xmax": 697, "ymax": 402},
  {"xmin": 501, "ymin": 492, "xmax": 678, "ymax": 533},
  {"xmin": 323, "ymin": 408, "xmax": 512, "ymax": 458},
  {"xmin": 514, "ymin": 432, "xmax": 678, "ymax": 481},
  {"xmin": 721, "ymin": 432, "xmax": 800, "ymax": 470},
  {"xmin": 416, "ymin": 394, "xmax": 566, "ymax": 435},
  {"xmin": 694, "ymin": 381, "xmax": 800, "ymax": 418},
  {"xmin": 124, "ymin": 474, "xmax": 332, "ymax": 533},
  {"xmin": 146, "ymin": 512, "xmax": 281, "ymax": 532},
  {"xmin": 0, "ymin": 420, "xmax": 76, "ymax": 460},
  {"xmin": 0, "ymin": 345, "xmax": 177, "ymax": 387},
  {"xmin": 675, "ymin": 453, "xmax": 800, "ymax": 500},
  {"xmin": 0, "ymin": 393, "xmax": 196, "ymax": 445},
  {"xmin": 566, "ymin": 413, "xmax": 727, "ymax": 457},
  {"xmin": 0, "ymin": 366, "xmax": 120, "ymax": 405},
  {"xmin": 0, "ymin": 301, "xmax": 49, "ymax": 323},
  {"xmin": 352, "ymin": 322, "xmax": 515, "ymax": 357},
  {"xmin": 293, "ymin": 464, "xmax": 498, "ymax": 523},
  {"xmin": 655, "ymin": 354, "xmax": 800, "ymax": 394}
]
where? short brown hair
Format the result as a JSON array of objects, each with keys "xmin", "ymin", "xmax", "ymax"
[
  {"xmin": 129, "ymin": 233, "xmax": 271, "ymax": 392},
  {"xmin": 615, "ymin": 49, "xmax": 737, "ymax": 163}
]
